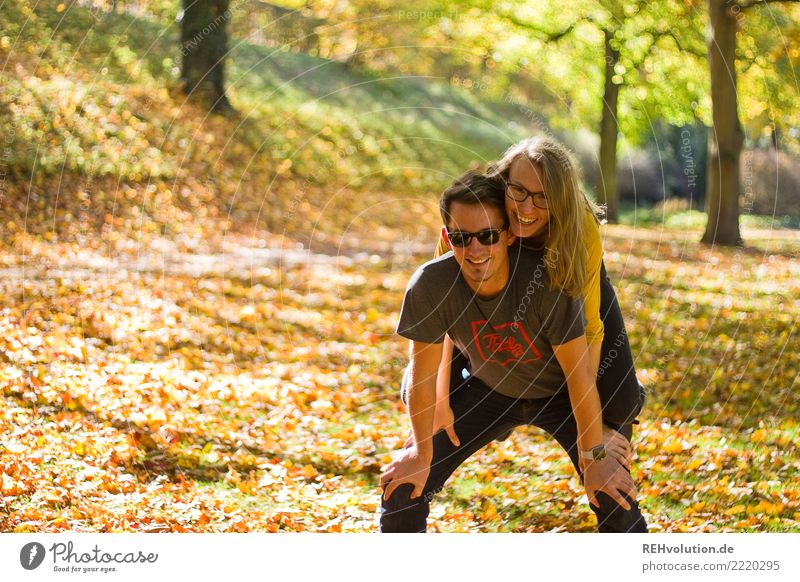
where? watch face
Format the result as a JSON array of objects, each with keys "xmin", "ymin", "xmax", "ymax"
[{"xmin": 593, "ymin": 445, "xmax": 606, "ymax": 461}]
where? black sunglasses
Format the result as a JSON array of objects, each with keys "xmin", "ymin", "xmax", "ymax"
[{"xmin": 446, "ymin": 225, "xmax": 508, "ymax": 247}]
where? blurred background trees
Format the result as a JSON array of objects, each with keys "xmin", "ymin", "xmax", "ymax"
[
  {"xmin": 702, "ymin": 0, "xmax": 800, "ymax": 245},
  {"xmin": 1, "ymin": 0, "xmax": 798, "ymax": 245},
  {"xmin": 180, "ymin": 0, "xmax": 234, "ymax": 112}
]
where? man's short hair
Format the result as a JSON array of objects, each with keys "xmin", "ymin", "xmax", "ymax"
[{"xmin": 439, "ymin": 170, "xmax": 507, "ymax": 225}]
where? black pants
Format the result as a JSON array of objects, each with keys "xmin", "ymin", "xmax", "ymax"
[
  {"xmin": 382, "ymin": 377, "xmax": 648, "ymax": 533},
  {"xmin": 400, "ymin": 262, "xmax": 645, "ymax": 427},
  {"xmin": 595, "ymin": 261, "xmax": 644, "ymax": 426}
]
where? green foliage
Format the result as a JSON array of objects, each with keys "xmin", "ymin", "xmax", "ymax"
[
  {"xmin": 377, "ymin": 0, "xmax": 710, "ymax": 149},
  {"xmin": 0, "ymin": 0, "xmax": 534, "ymax": 192},
  {"xmin": 619, "ymin": 208, "xmax": 800, "ymax": 230},
  {"xmin": 736, "ymin": 2, "xmax": 800, "ymax": 150}
]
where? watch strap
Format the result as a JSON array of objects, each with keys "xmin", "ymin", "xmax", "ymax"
[{"xmin": 580, "ymin": 444, "xmax": 606, "ymax": 461}]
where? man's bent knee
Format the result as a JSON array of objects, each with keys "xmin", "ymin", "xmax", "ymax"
[
  {"xmin": 593, "ymin": 492, "xmax": 648, "ymax": 533},
  {"xmin": 602, "ymin": 381, "xmax": 646, "ymax": 426},
  {"xmin": 379, "ymin": 483, "xmax": 429, "ymax": 533}
]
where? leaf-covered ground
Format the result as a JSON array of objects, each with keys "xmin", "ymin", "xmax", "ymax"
[{"xmin": 1, "ymin": 224, "xmax": 798, "ymax": 532}]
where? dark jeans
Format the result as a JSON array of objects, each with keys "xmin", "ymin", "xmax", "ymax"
[
  {"xmin": 596, "ymin": 261, "xmax": 644, "ymax": 426},
  {"xmin": 399, "ymin": 261, "xmax": 645, "ymax": 428},
  {"xmin": 382, "ymin": 377, "xmax": 648, "ymax": 533}
]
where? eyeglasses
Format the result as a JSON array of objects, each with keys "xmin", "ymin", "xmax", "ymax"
[
  {"xmin": 506, "ymin": 183, "xmax": 548, "ymax": 209},
  {"xmin": 446, "ymin": 225, "xmax": 508, "ymax": 247}
]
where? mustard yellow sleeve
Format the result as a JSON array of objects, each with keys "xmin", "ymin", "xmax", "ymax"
[
  {"xmin": 583, "ymin": 210, "xmax": 605, "ymax": 346},
  {"xmin": 434, "ymin": 227, "xmax": 450, "ymax": 258}
]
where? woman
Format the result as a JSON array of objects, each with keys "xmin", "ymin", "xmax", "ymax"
[{"xmin": 404, "ymin": 136, "xmax": 644, "ymax": 460}]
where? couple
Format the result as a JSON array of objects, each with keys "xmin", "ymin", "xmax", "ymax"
[{"xmin": 379, "ymin": 137, "xmax": 648, "ymax": 533}]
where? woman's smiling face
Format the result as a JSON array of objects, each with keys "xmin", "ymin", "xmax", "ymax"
[{"xmin": 505, "ymin": 158, "xmax": 551, "ymax": 239}]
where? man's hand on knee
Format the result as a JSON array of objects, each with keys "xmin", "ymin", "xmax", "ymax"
[
  {"xmin": 583, "ymin": 457, "xmax": 637, "ymax": 511},
  {"xmin": 578, "ymin": 425, "xmax": 632, "ymax": 473},
  {"xmin": 380, "ymin": 445, "xmax": 432, "ymax": 501},
  {"xmin": 602, "ymin": 424, "xmax": 631, "ymax": 470}
]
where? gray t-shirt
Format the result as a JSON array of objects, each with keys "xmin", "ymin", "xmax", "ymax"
[{"xmin": 396, "ymin": 246, "xmax": 585, "ymax": 399}]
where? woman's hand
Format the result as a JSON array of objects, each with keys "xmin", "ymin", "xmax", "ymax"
[{"xmin": 404, "ymin": 403, "xmax": 460, "ymax": 448}]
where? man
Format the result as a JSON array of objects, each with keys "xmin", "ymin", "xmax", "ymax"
[{"xmin": 379, "ymin": 171, "xmax": 647, "ymax": 532}]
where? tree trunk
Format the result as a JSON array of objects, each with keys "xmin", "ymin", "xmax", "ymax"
[
  {"xmin": 702, "ymin": 0, "xmax": 742, "ymax": 245},
  {"xmin": 598, "ymin": 29, "xmax": 621, "ymax": 223},
  {"xmin": 181, "ymin": 0, "xmax": 234, "ymax": 113}
]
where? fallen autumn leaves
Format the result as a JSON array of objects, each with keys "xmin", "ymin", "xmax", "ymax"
[{"xmin": 1, "ymin": 225, "xmax": 799, "ymax": 532}]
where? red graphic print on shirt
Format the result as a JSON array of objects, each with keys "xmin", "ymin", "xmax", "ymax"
[{"xmin": 471, "ymin": 320, "xmax": 542, "ymax": 366}]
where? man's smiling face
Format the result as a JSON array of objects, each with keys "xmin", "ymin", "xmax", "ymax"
[{"xmin": 447, "ymin": 201, "xmax": 515, "ymax": 297}]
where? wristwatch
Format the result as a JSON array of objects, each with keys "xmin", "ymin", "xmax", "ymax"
[{"xmin": 580, "ymin": 444, "xmax": 607, "ymax": 462}]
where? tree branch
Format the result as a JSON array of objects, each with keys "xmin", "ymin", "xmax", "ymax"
[
  {"xmin": 627, "ymin": 28, "xmax": 705, "ymax": 71},
  {"xmin": 498, "ymin": 12, "xmax": 596, "ymax": 42},
  {"xmin": 738, "ymin": 0, "xmax": 800, "ymax": 12},
  {"xmin": 739, "ymin": 52, "xmax": 760, "ymax": 73},
  {"xmin": 656, "ymin": 29, "xmax": 705, "ymax": 59}
]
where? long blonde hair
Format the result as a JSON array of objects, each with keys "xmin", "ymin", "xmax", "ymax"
[{"xmin": 487, "ymin": 137, "xmax": 602, "ymax": 298}]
